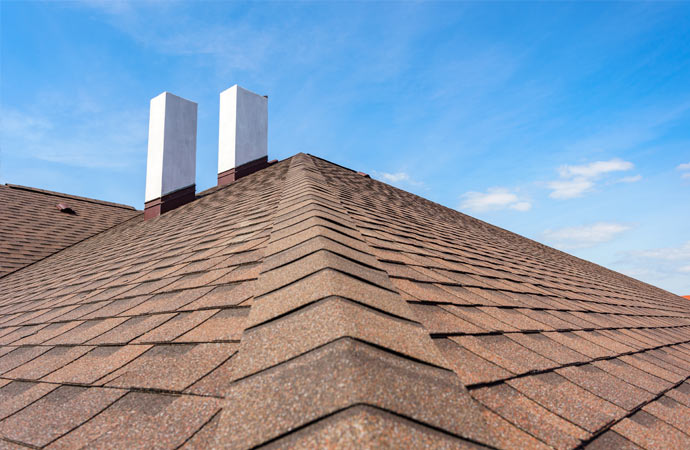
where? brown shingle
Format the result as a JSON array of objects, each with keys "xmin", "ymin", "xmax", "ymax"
[
  {"xmin": 666, "ymin": 381, "xmax": 690, "ymax": 407},
  {"xmin": 43, "ymin": 345, "xmax": 152, "ymax": 385},
  {"xmin": 103, "ymin": 343, "xmax": 237, "ymax": 391},
  {"xmin": 593, "ymin": 357, "xmax": 672, "ymax": 394},
  {"xmin": 0, "ymin": 346, "xmax": 52, "ymax": 375},
  {"xmin": 437, "ymin": 338, "xmax": 513, "ymax": 385},
  {"xmin": 47, "ymin": 392, "xmax": 220, "ymax": 449},
  {"xmin": 4, "ymin": 346, "xmax": 93, "ymax": 380},
  {"xmin": 216, "ymin": 338, "xmax": 543, "ymax": 449},
  {"xmin": 408, "ymin": 303, "xmax": 486, "ymax": 335},
  {"xmin": 123, "ymin": 287, "xmax": 213, "ymax": 315},
  {"xmin": 232, "ymin": 297, "xmax": 445, "ymax": 381},
  {"xmin": 0, "ymin": 381, "xmax": 58, "ymax": 420},
  {"xmin": 506, "ymin": 332, "xmax": 589, "ymax": 365},
  {"xmin": 620, "ymin": 353, "xmax": 685, "ymax": 383},
  {"xmin": 543, "ymin": 331, "xmax": 613, "ymax": 359},
  {"xmin": 176, "ymin": 308, "xmax": 248, "ymax": 342},
  {"xmin": 613, "ymin": 410, "xmax": 690, "ymax": 449},
  {"xmin": 508, "ymin": 372, "xmax": 625, "ymax": 432},
  {"xmin": 179, "ymin": 282, "xmax": 255, "ymax": 310},
  {"xmin": 133, "ymin": 310, "xmax": 217, "ymax": 343},
  {"xmin": 556, "ymin": 364, "xmax": 654, "ymax": 410},
  {"xmin": 86, "ymin": 313, "xmax": 175, "ymax": 344},
  {"xmin": 642, "ymin": 395, "xmax": 690, "ymax": 434},
  {"xmin": 262, "ymin": 405, "xmax": 482, "ymax": 449},
  {"xmin": 0, "ymin": 184, "xmax": 138, "ymax": 277},
  {"xmin": 2, "ymin": 153, "xmax": 690, "ymax": 448},
  {"xmin": 185, "ymin": 354, "xmax": 238, "ymax": 397},
  {"xmin": 454, "ymin": 334, "xmax": 557, "ymax": 375},
  {"xmin": 441, "ymin": 305, "xmax": 519, "ymax": 332},
  {"xmin": 472, "ymin": 383, "xmax": 588, "ymax": 449},
  {"xmin": 42, "ymin": 318, "xmax": 128, "ymax": 345},
  {"xmin": 0, "ymin": 385, "xmax": 125, "ymax": 447},
  {"xmin": 586, "ymin": 430, "xmax": 643, "ymax": 449}
]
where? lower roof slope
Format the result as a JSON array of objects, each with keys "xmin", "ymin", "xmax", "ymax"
[
  {"xmin": 0, "ymin": 184, "xmax": 139, "ymax": 277},
  {"xmin": 0, "ymin": 153, "xmax": 689, "ymax": 449}
]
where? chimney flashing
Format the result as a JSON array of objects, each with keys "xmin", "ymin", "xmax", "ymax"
[
  {"xmin": 218, "ymin": 156, "xmax": 270, "ymax": 186},
  {"xmin": 143, "ymin": 184, "xmax": 195, "ymax": 220}
]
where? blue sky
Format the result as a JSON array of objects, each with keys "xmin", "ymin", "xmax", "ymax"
[{"xmin": 1, "ymin": 1, "xmax": 689, "ymax": 294}]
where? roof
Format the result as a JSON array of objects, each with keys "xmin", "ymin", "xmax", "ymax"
[
  {"xmin": 1, "ymin": 153, "xmax": 689, "ymax": 449},
  {"xmin": 0, "ymin": 184, "xmax": 139, "ymax": 277}
]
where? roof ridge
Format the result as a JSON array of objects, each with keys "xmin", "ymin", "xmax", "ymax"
[
  {"xmin": 4, "ymin": 183, "xmax": 138, "ymax": 210},
  {"xmin": 210, "ymin": 154, "xmax": 540, "ymax": 448}
]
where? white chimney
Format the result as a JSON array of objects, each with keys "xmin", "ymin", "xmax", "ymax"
[
  {"xmin": 217, "ymin": 85, "xmax": 268, "ymax": 186},
  {"xmin": 144, "ymin": 92, "xmax": 197, "ymax": 219}
]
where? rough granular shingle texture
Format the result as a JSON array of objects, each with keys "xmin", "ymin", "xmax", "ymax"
[
  {"xmin": 0, "ymin": 184, "xmax": 139, "ymax": 276},
  {"xmin": 0, "ymin": 153, "xmax": 689, "ymax": 449}
]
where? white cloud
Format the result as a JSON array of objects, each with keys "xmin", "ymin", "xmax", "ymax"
[
  {"xmin": 617, "ymin": 174, "xmax": 643, "ymax": 183},
  {"xmin": 1, "ymin": 106, "xmax": 147, "ymax": 169},
  {"xmin": 547, "ymin": 158, "xmax": 634, "ymax": 199},
  {"xmin": 460, "ymin": 187, "xmax": 531, "ymax": 212},
  {"xmin": 627, "ymin": 241, "xmax": 690, "ymax": 261},
  {"xmin": 557, "ymin": 159, "xmax": 634, "ymax": 179},
  {"xmin": 547, "ymin": 178, "xmax": 594, "ymax": 199},
  {"xmin": 373, "ymin": 171, "xmax": 423, "ymax": 188},
  {"xmin": 511, "ymin": 201, "xmax": 532, "ymax": 211},
  {"xmin": 616, "ymin": 241, "xmax": 690, "ymax": 295},
  {"xmin": 542, "ymin": 222, "xmax": 630, "ymax": 249},
  {"xmin": 678, "ymin": 162, "xmax": 690, "ymax": 179},
  {"xmin": 378, "ymin": 172, "xmax": 411, "ymax": 183}
]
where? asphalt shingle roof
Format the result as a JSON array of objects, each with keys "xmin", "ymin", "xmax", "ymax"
[
  {"xmin": 0, "ymin": 184, "xmax": 139, "ymax": 277},
  {"xmin": 1, "ymin": 153, "xmax": 689, "ymax": 449}
]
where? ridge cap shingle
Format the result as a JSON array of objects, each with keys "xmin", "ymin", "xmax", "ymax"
[{"xmin": 212, "ymin": 154, "xmax": 541, "ymax": 448}]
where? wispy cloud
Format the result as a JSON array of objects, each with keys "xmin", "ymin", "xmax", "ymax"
[
  {"xmin": 78, "ymin": 0, "xmax": 134, "ymax": 16},
  {"xmin": 542, "ymin": 222, "xmax": 631, "ymax": 249},
  {"xmin": 616, "ymin": 241, "xmax": 690, "ymax": 294},
  {"xmin": 1, "ymin": 106, "xmax": 147, "ymax": 169},
  {"xmin": 557, "ymin": 159, "xmax": 634, "ymax": 178},
  {"xmin": 626, "ymin": 240, "xmax": 690, "ymax": 262},
  {"xmin": 460, "ymin": 187, "xmax": 531, "ymax": 212},
  {"xmin": 373, "ymin": 171, "xmax": 424, "ymax": 188},
  {"xmin": 678, "ymin": 162, "xmax": 690, "ymax": 179},
  {"xmin": 547, "ymin": 178, "xmax": 595, "ymax": 200},
  {"xmin": 547, "ymin": 158, "xmax": 636, "ymax": 199},
  {"xmin": 617, "ymin": 174, "xmax": 643, "ymax": 183}
]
